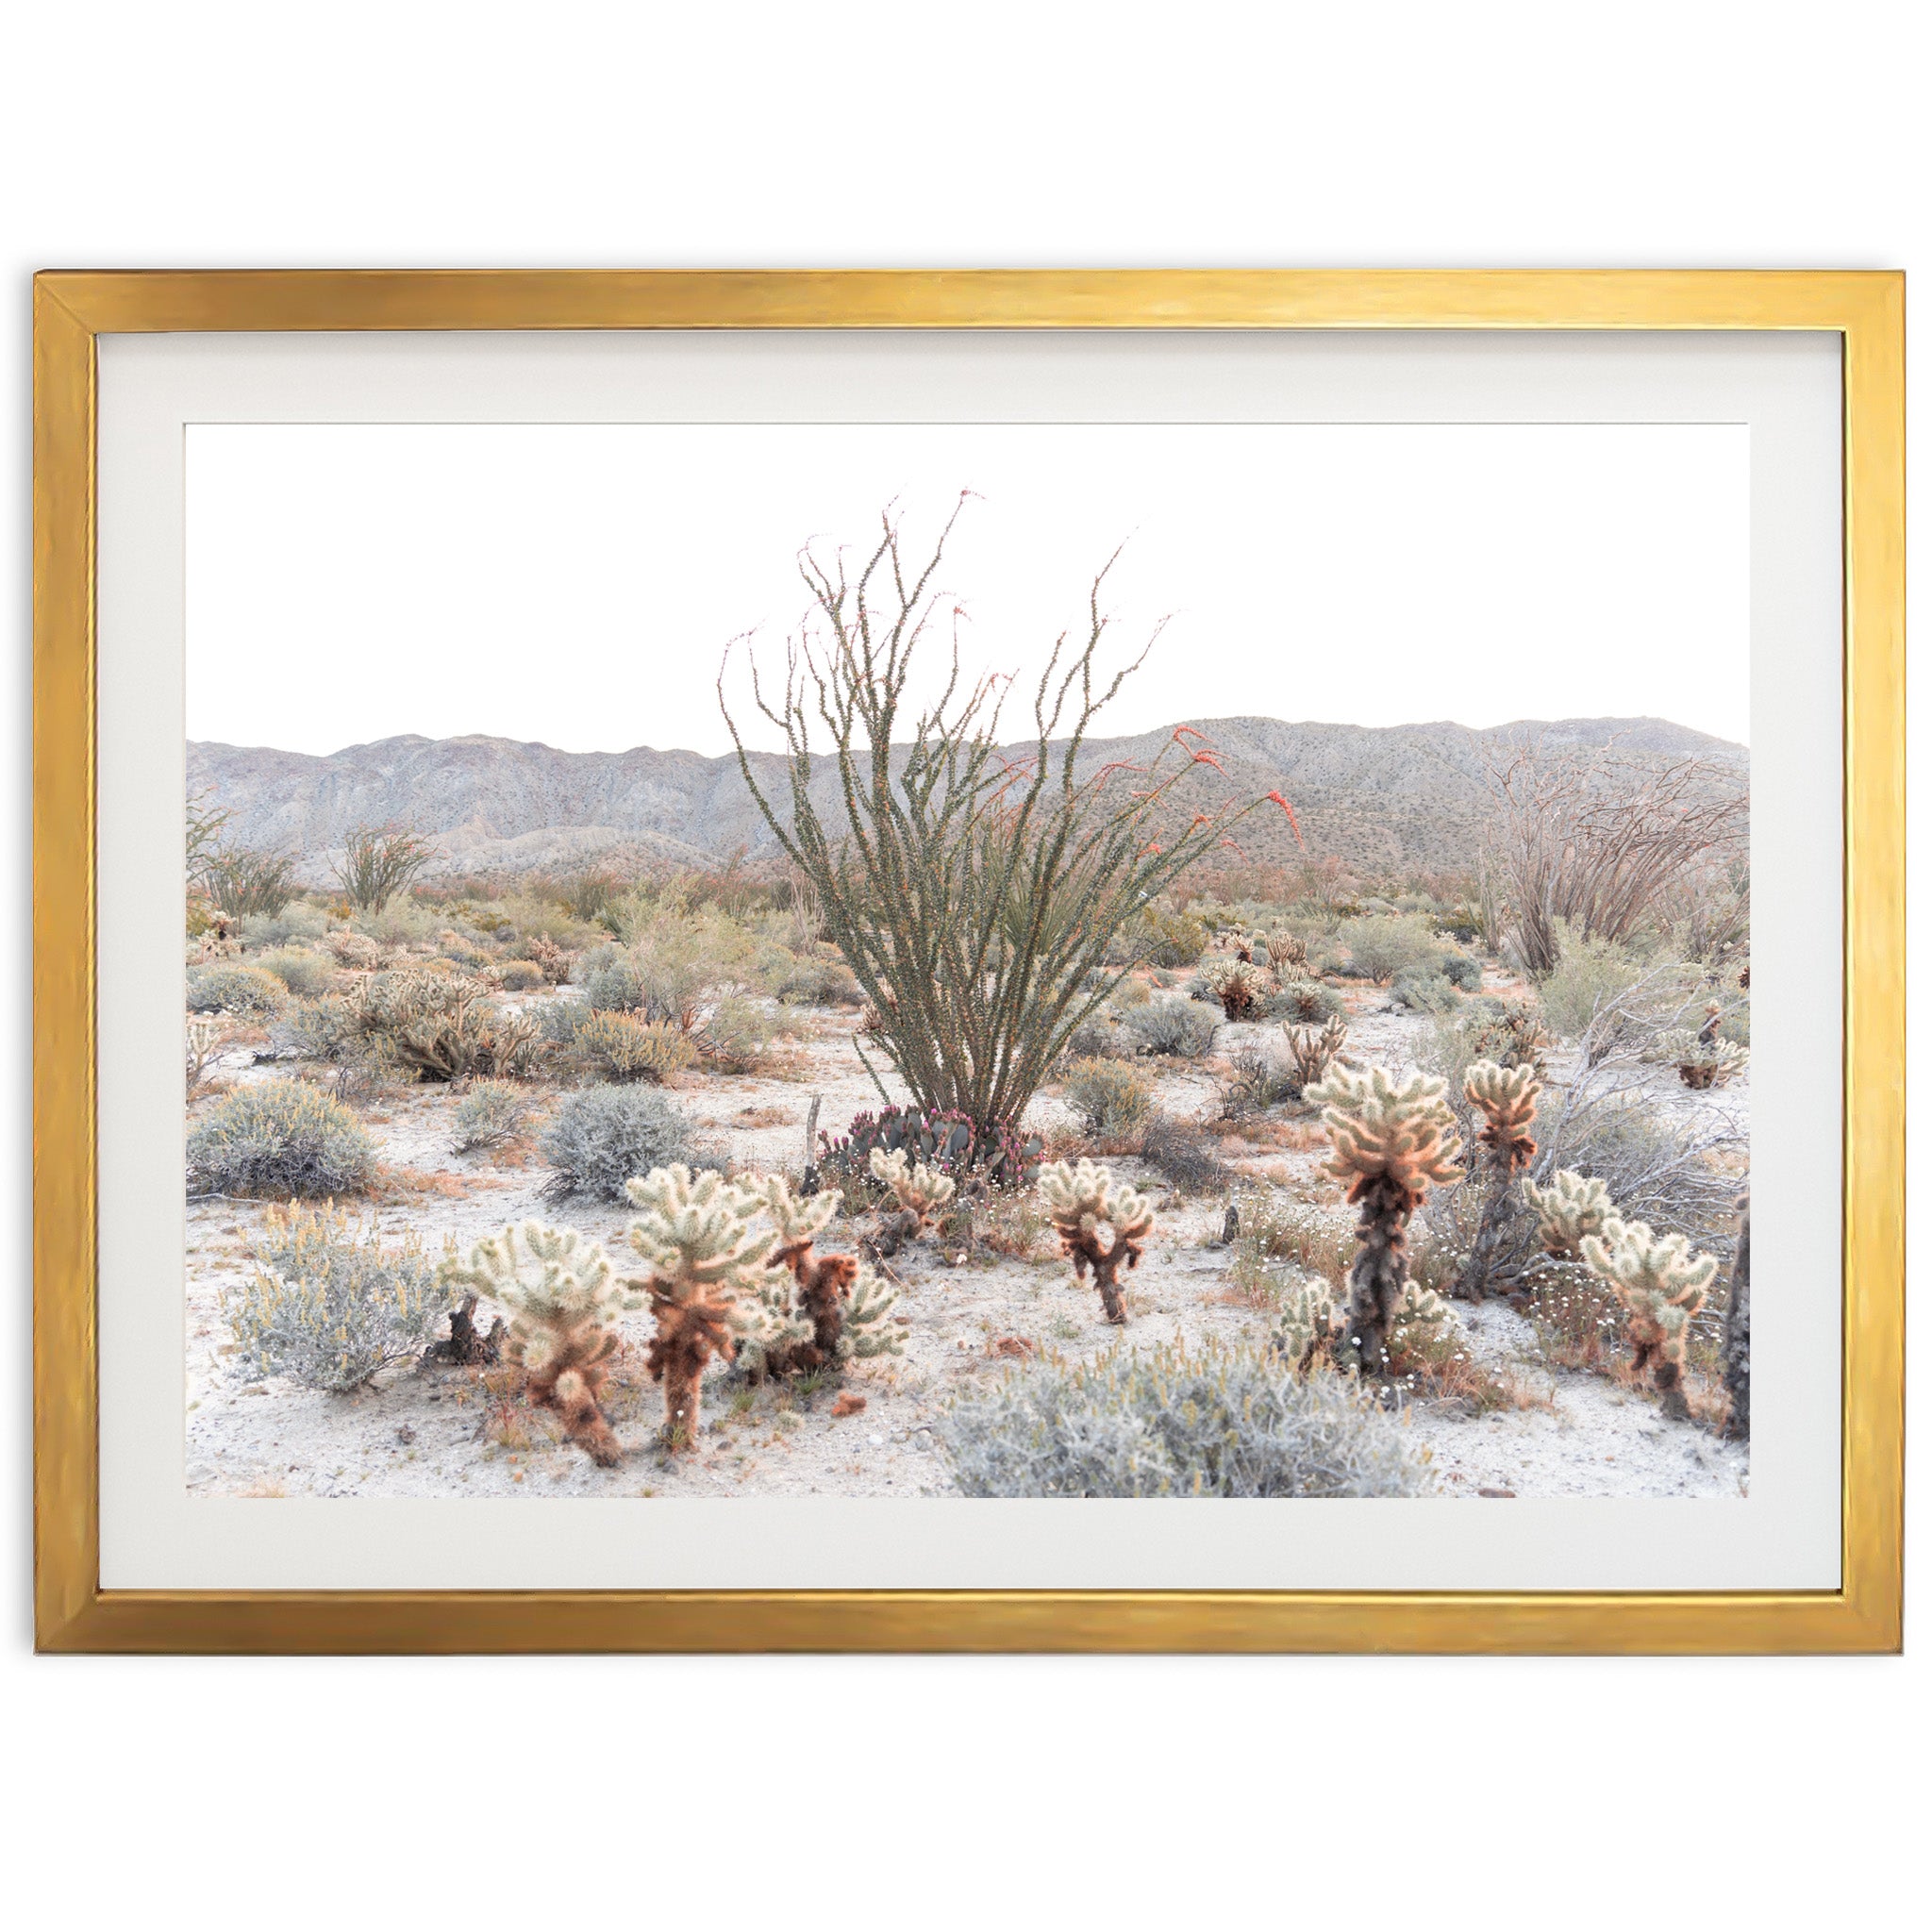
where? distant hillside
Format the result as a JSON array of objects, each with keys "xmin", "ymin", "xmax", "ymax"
[{"xmin": 187, "ymin": 715, "xmax": 1748, "ymax": 885}]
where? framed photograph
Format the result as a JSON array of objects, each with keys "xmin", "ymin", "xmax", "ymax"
[{"xmin": 33, "ymin": 271, "xmax": 1903, "ymax": 1653}]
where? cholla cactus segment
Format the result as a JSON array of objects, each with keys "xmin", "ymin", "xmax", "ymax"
[
  {"xmin": 759, "ymin": 1174, "xmax": 841, "ymax": 1251},
  {"xmin": 443, "ymin": 1219, "xmax": 644, "ymax": 1344},
  {"xmin": 868, "ymin": 1145, "xmax": 957, "ymax": 1222},
  {"xmin": 441, "ymin": 1221, "xmax": 644, "ymax": 1464},
  {"xmin": 1037, "ymin": 1158, "xmax": 1157, "ymax": 1324},
  {"xmin": 729, "ymin": 1270, "xmax": 817, "ymax": 1382},
  {"xmin": 1524, "ymin": 1168, "xmax": 1620, "ymax": 1258},
  {"xmin": 625, "ymin": 1164, "xmax": 774, "ymax": 1449},
  {"xmin": 1306, "ymin": 1064, "xmax": 1465, "ymax": 1205},
  {"xmin": 841, "ymin": 1264, "xmax": 904, "ymax": 1361},
  {"xmin": 1463, "ymin": 1058, "xmax": 1541, "ymax": 1173},
  {"xmin": 1391, "ymin": 1278, "xmax": 1450, "ymax": 1341},
  {"xmin": 1579, "ymin": 1216, "xmax": 1719, "ymax": 1421},
  {"xmin": 625, "ymin": 1164, "xmax": 771, "ymax": 1302},
  {"xmin": 1271, "ymin": 1275, "xmax": 1341, "ymax": 1374}
]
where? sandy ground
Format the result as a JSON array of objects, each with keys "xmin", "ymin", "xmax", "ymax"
[{"xmin": 184, "ymin": 975, "xmax": 1750, "ymax": 1501}]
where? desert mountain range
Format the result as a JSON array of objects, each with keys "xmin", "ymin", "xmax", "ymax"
[{"xmin": 187, "ymin": 715, "xmax": 1747, "ymax": 884}]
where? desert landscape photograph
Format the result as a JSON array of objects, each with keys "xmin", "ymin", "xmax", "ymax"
[{"xmin": 178, "ymin": 423, "xmax": 1753, "ymax": 1504}]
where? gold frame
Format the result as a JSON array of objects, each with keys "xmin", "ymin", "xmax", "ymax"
[{"xmin": 33, "ymin": 270, "xmax": 1904, "ymax": 1654}]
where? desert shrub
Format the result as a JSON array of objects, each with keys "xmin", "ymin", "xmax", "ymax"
[
  {"xmin": 538, "ymin": 1084, "xmax": 699, "ymax": 1201},
  {"xmin": 186, "ymin": 1079, "xmax": 375, "ymax": 1197},
  {"xmin": 494, "ymin": 960, "xmax": 546, "ymax": 991},
  {"xmin": 451, "ymin": 1078, "xmax": 533, "ymax": 1152},
  {"xmin": 334, "ymin": 824, "xmax": 437, "ymax": 911},
  {"xmin": 1119, "ymin": 995, "xmax": 1220, "ymax": 1058},
  {"xmin": 1338, "ymin": 913, "xmax": 1441, "ymax": 984},
  {"xmin": 355, "ymin": 895, "xmax": 438, "ymax": 947},
  {"xmin": 187, "ymin": 962, "xmax": 289, "ymax": 1017},
  {"xmin": 1139, "ymin": 1110, "xmax": 1230, "ymax": 1192},
  {"xmin": 222, "ymin": 1204, "xmax": 441, "ymax": 1391},
  {"xmin": 621, "ymin": 909, "xmax": 764, "ymax": 1026},
  {"xmin": 240, "ymin": 902, "xmax": 329, "ymax": 949},
  {"xmin": 694, "ymin": 991, "xmax": 775, "ymax": 1073},
  {"xmin": 818, "ymin": 1104, "xmax": 1040, "ymax": 1194},
  {"xmin": 1263, "ymin": 977, "xmax": 1346, "ymax": 1025},
  {"xmin": 1061, "ymin": 1058, "xmax": 1156, "ymax": 1139},
  {"xmin": 269, "ymin": 993, "xmax": 361, "ymax": 1061},
  {"xmin": 258, "ymin": 948, "xmax": 335, "ymax": 997},
  {"xmin": 538, "ymin": 992, "xmax": 591, "ymax": 1044},
  {"xmin": 573, "ymin": 1008, "xmax": 699, "ymax": 1082},
  {"xmin": 1109, "ymin": 903, "xmax": 1210, "ymax": 969},
  {"xmin": 1236, "ymin": 1192, "xmax": 1357, "ymax": 1287},
  {"xmin": 1221, "ymin": 1041, "xmax": 1297, "ymax": 1116},
  {"xmin": 1438, "ymin": 948, "xmax": 1483, "ymax": 991},
  {"xmin": 1109, "ymin": 974, "xmax": 1153, "ymax": 1008},
  {"xmin": 1391, "ymin": 971, "xmax": 1459, "ymax": 1014},
  {"xmin": 324, "ymin": 929, "xmax": 385, "ymax": 970},
  {"xmin": 774, "ymin": 953, "xmax": 863, "ymax": 1006},
  {"xmin": 353, "ymin": 969, "xmax": 538, "ymax": 1082},
  {"xmin": 940, "ymin": 1337, "xmax": 1437, "ymax": 1497},
  {"xmin": 582, "ymin": 958, "xmax": 644, "ymax": 1012},
  {"xmin": 1538, "ymin": 928, "xmax": 1647, "ymax": 1040},
  {"xmin": 1061, "ymin": 1012, "xmax": 1127, "ymax": 1061}
]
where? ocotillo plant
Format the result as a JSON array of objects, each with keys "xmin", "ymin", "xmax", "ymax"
[
  {"xmin": 1305, "ymin": 1064, "xmax": 1465, "ymax": 1376},
  {"xmin": 720, "ymin": 501, "xmax": 1290, "ymax": 1144},
  {"xmin": 1578, "ymin": 1217, "xmax": 1719, "ymax": 1422},
  {"xmin": 1457, "ymin": 1058, "xmax": 1541, "ymax": 1299},
  {"xmin": 1523, "ymin": 1168, "xmax": 1620, "ymax": 1258},
  {"xmin": 868, "ymin": 1145, "xmax": 958, "ymax": 1256},
  {"xmin": 625, "ymin": 1165, "xmax": 775, "ymax": 1450},
  {"xmin": 1037, "ymin": 1157, "xmax": 1156, "ymax": 1324},
  {"xmin": 440, "ymin": 1222, "xmax": 644, "ymax": 1466}
]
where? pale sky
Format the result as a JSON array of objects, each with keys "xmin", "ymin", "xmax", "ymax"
[{"xmin": 186, "ymin": 422, "xmax": 1750, "ymax": 756}]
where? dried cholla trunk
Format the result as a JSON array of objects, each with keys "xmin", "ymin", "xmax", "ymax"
[
  {"xmin": 1724, "ymin": 1189, "xmax": 1751, "ymax": 1439},
  {"xmin": 1457, "ymin": 1059, "xmax": 1541, "ymax": 1301}
]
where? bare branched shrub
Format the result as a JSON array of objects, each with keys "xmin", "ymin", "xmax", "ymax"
[
  {"xmin": 722, "ymin": 501, "xmax": 1280, "ymax": 1140},
  {"xmin": 1481, "ymin": 737, "xmax": 1749, "ymax": 974}
]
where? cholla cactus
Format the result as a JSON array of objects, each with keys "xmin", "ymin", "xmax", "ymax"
[
  {"xmin": 441, "ymin": 1222, "xmax": 644, "ymax": 1465},
  {"xmin": 1464, "ymin": 1059, "xmax": 1541, "ymax": 1173},
  {"xmin": 1306, "ymin": 1063, "xmax": 1464, "ymax": 1376},
  {"xmin": 1457, "ymin": 1058, "xmax": 1542, "ymax": 1299},
  {"xmin": 1195, "ymin": 957, "xmax": 1268, "ymax": 1020},
  {"xmin": 625, "ymin": 1165, "xmax": 775, "ymax": 1449},
  {"xmin": 1271, "ymin": 1275, "xmax": 1341, "ymax": 1374},
  {"xmin": 868, "ymin": 1144, "xmax": 958, "ymax": 1255},
  {"xmin": 1523, "ymin": 1168, "xmax": 1620, "ymax": 1258},
  {"xmin": 1655, "ymin": 1029, "xmax": 1749, "ymax": 1091},
  {"xmin": 1038, "ymin": 1158, "xmax": 1156, "ymax": 1324},
  {"xmin": 840, "ymin": 1263, "xmax": 905, "ymax": 1362},
  {"xmin": 756, "ymin": 1174, "xmax": 860, "ymax": 1372},
  {"xmin": 1281, "ymin": 1014, "xmax": 1347, "ymax": 1094},
  {"xmin": 1724, "ymin": 1188, "xmax": 1751, "ymax": 1439},
  {"xmin": 1258, "ymin": 928, "xmax": 1308, "ymax": 973},
  {"xmin": 1579, "ymin": 1217, "xmax": 1719, "ymax": 1421}
]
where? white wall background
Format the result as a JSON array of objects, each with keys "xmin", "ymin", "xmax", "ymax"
[{"xmin": 4, "ymin": 5, "xmax": 1921, "ymax": 1925}]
